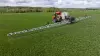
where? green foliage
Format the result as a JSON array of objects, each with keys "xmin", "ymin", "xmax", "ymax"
[{"xmin": 0, "ymin": 10, "xmax": 100, "ymax": 56}]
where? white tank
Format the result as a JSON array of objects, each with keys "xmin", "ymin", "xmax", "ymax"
[{"xmin": 61, "ymin": 12, "xmax": 69, "ymax": 19}]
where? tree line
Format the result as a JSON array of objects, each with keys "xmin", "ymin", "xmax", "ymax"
[
  {"xmin": 0, "ymin": 6, "xmax": 61, "ymax": 13},
  {"xmin": 0, "ymin": 6, "xmax": 99, "ymax": 13}
]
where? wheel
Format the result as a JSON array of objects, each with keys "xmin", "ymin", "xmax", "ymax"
[{"xmin": 70, "ymin": 17, "xmax": 76, "ymax": 23}]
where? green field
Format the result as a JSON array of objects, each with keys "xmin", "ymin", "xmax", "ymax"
[{"xmin": 0, "ymin": 10, "xmax": 100, "ymax": 56}]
